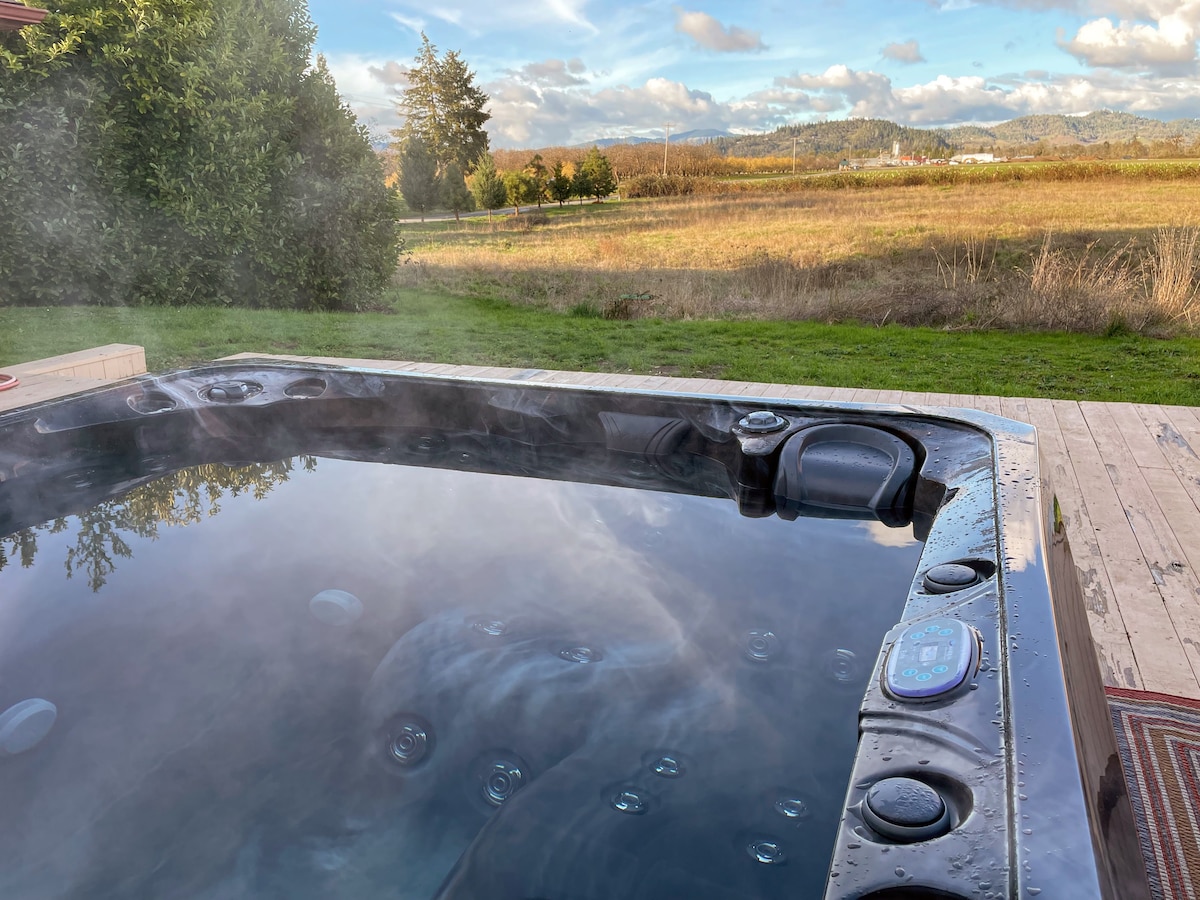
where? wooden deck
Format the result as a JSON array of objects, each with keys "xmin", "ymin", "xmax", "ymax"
[
  {"xmin": 0, "ymin": 344, "xmax": 146, "ymax": 413},
  {"xmin": 5, "ymin": 346, "xmax": 1199, "ymax": 701}
]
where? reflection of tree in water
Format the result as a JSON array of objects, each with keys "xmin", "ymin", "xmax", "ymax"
[{"xmin": 0, "ymin": 457, "xmax": 317, "ymax": 591}]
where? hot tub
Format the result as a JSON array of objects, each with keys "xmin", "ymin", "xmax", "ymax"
[{"xmin": 0, "ymin": 363, "xmax": 1150, "ymax": 900}]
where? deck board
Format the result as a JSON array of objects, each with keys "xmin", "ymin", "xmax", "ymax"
[
  {"xmin": 1020, "ymin": 398, "xmax": 1142, "ymax": 690},
  {"xmin": 1059, "ymin": 401, "xmax": 1200, "ymax": 696},
  {"xmin": 13, "ymin": 347, "xmax": 1200, "ymax": 700}
]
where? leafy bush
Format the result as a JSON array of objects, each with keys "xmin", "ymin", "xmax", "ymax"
[
  {"xmin": 0, "ymin": 0, "xmax": 401, "ymax": 310},
  {"xmin": 621, "ymin": 174, "xmax": 719, "ymax": 198}
]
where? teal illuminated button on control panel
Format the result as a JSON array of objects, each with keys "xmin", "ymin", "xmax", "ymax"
[{"xmin": 884, "ymin": 618, "xmax": 979, "ymax": 699}]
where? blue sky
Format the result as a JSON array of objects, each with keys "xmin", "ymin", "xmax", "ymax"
[{"xmin": 306, "ymin": 0, "xmax": 1200, "ymax": 147}]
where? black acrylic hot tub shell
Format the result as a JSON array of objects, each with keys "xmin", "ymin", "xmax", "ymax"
[{"xmin": 0, "ymin": 363, "xmax": 1150, "ymax": 900}]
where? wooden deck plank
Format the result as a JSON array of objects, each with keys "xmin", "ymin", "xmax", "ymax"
[
  {"xmin": 1080, "ymin": 402, "xmax": 1200, "ymax": 685},
  {"xmin": 777, "ymin": 385, "xmax": 839, "ymax": 401},
  {"xmin": 736, "ymin": 382, "xmax": 775, "ymax": 398},
  {"xmin": 1104, "ymin": 402, "xmax": 1172, "ymax": 470},
  {"xmin": 1067, "ymin": 401, "xmax": 1200, "ymax": 694},
  {"xmin": 1132, "ymin": 404, "xmax": 1200, "ymax": 513},
  {"xmin": 972, "ymin": 395, "xmax": 1004, "ymax": 417},
  {"xmin": 997, "ymin": 395, "xmax": 1031, "ymax": 424},
  {"xmin": 0, "ymin": 374, "xmax": 114, "ymax": 412},
  {"xmin": 758, "ymin": 384, "xmax": 800, "ymax": 401},
  {"xmin": 1022, "ymin": 399, "xmax": 1142, "ymax": 689},
  {"xmin": 1052, "ymin": 400, "xmax": 1192, "ymax": 694}
]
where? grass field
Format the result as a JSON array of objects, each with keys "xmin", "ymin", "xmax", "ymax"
[
  {"xmin": 4, "ymin": 293, "xmax": 1200, "ymax": 405},
  {"xmin": 402, "ymin": 176, "xmax": 1200, "ymax": 334}
]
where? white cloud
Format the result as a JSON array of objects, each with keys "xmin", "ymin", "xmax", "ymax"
[
  {"xmin": 321, "ymin": 54, "xmax": 409, "ymax": 136},
  {"xmin": 387, "ymin": 0, "xmax": 598, "ymax": 36},
  {"xmin": 882, "ymin": 39, "xmax": 926, "ymax": 63},
  {"xmin": 484, "ymin": 74, "xmax": 766, "ymax": 147},
  {"xmin": 961, "ymin": 0, "xmax": 1200, "ymax": 73},
  {"xmin": 673, "ymin": 7, "xmax": 766, "ymax": 52},
  {"xmin": 1059, "ymin": 3, "xmax": 1200, "ymax": 73},
  {"xmin": 389, "ymin": 12, "xmax": 425, "ymax": 34},
  {"xmin": 368, "ymin": 61, "xmax": 410, "ymax": 86},
  {"xmin": 763, "ymin": 62, "xmax": 1200, "ymax": 124},
  {"xmin": 509, "ymin": 58, "xmax": 590, "ymax": 87},
  {"xmin": 430, "ymin": 7, "xmax": 464, "ymax": 26}
]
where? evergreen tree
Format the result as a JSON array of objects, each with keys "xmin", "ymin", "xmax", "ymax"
[
  {"xmin": 580, "ymin": 147, "xmax": 617, "ymax": 200},
  {"xmin": 470, "ymin": 153, "xmax": 507, "ymax": 220},
  {"xmin": 439, "ymin": 161, "xmax": 475, "ymax": 223},
  {"xmin": 570, "ymin": 166, "xmax": 593, "ymax": 205},
  {"xmin": 525, "ymin": 153, "xmax": 548, "ymax": 207},
  {"xmin": 398, "ymin": 135, "xmax": 439, "ymax": 221},
  {"xmin": 548, "ymin": 161, "xmax": 573, "ymax": 206},
  {"xmin": 396, "ymin": 33, "xmax": 490, "ymax": 173},
  {"xmin": 503, "ymin": 170, "xmax": 537, "ymax": 216}
]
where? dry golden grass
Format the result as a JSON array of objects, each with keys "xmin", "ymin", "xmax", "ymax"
[{"xmin": 398, "ymin": 179, "xmax": 1200, "ymax": 333}]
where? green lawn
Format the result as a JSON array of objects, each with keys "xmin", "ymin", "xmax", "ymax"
[{"xmin": 3, "ymin": 290, "xmax": 1199, "ymax": 405}]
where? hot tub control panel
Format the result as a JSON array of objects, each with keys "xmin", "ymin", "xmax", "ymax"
[{"xmin": 884, "ymin": 618, "xmax": 979, "ymax": 700}]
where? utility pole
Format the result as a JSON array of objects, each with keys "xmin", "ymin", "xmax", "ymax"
[
  {"xmin": 792, "ymin": 136, "xmax": 798, "ymax": 175},
  {"xmin": 663, "ymin": 121, "xmax": 673, "ymax": 176}
]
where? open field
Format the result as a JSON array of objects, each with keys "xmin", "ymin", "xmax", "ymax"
[
  {"xmin": 3, "ymin": 295, "xmax": 1200, "ymax": 405},
  {"xmin": 400, "ymin": 176, "xmax": 1200, "ymax": 334}
]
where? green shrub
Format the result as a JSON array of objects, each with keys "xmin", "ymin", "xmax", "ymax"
[{"xmin": 0, "ymin": 0, "xmax": 400, "ymax": 310}]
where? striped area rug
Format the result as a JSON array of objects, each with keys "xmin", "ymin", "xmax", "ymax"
[{"xmin": 1108, "ymin": 687, "xmax": 1200, "ymax": 900}]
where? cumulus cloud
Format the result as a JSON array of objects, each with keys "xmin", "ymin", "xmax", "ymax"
[
  {"xmin": 509, "ymin": 58, "xmax": 589, "ymax": 87},
  {"xmin": 882, "ymin": 39, "xmax": 926, "ymax": 63},
  {"xmin": 368, "ymin": 61, "xmax": 410, "ymax": 86},
  {"xmin": 1058, "ymin": 5, "xmax": 1200, "ymax": 73},
  {"xmin": 965, "ymin": 0, "xmax": 1200, "ymax": 73},
  {"xmin": 484, "ymin": 74, "xmax": 772, "ymax": 146},
  {"xmin": 673, "ymin": 7, "xmax": 766, "ymax": 52},
  {"xmin": 759, "ymin": 62, "xmax": 1200, "ymax": 124}
]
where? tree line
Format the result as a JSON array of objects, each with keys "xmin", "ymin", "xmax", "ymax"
[{"xmin": 390, "ymin": 34, "xmax": 617, "ymax": 220}]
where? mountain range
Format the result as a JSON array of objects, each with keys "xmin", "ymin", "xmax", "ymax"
[
  {"xmin": 579, "ymin": 128, "xmax": 732, "ymax": 148},
  {"xmin": 573, "ymin": 111, "xmax": 1200, "ymax": 157}
]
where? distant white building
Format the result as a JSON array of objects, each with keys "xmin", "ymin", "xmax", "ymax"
[{"xmin": 950, "ymin": 153, "xmax": 996, "ymax": 164}]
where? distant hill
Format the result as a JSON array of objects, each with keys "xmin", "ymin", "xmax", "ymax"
[
  {"xmin": 579, "ymin": 128, "xmax": 733, "ymax": 148},
  {"xmin": 709, "ymin": 111, "xmax": 1200, "ymax": 158},
  {"xmin": 561, "ymin": 112, "xmax": 1200, "ymax": 157}
]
